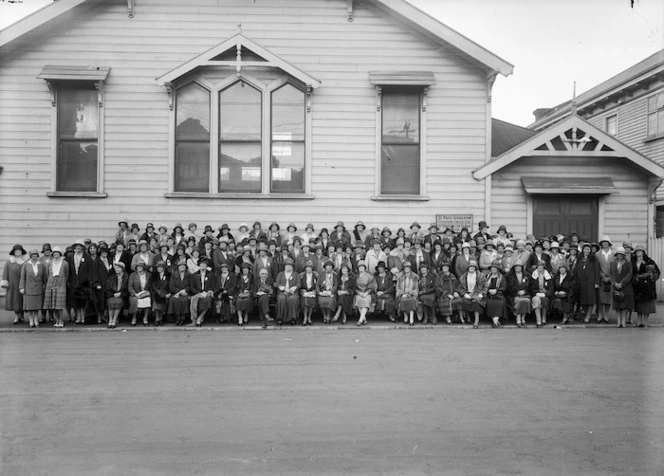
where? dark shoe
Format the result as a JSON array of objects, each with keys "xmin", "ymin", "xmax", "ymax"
[
  {"xmin": 130, "ymin": 323, "xmax": 136, "ymax": 327},
  {"xmin": 473, "ymin": 324, "xmax": 478, "ymax": 329},
  {"xmin": 262, "ymin": 322, "xmax": 267, "ymax": 329},
  {"xmin": 536, "ymin": 324, "xmax": 541, "ymax": 328}
]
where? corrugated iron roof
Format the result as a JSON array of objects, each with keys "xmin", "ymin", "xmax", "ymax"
[{"xmin": 491, "ymin": 118, "xmax": 537, "ymax": 157}]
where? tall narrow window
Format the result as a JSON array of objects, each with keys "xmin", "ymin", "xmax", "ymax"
[
  {"xmin": 175, "ymin": 83, "xmax": 210, "ymax": 192},
  {"xmin": 605, "ymin": 115, "xmax": 617, "ymax": 136},
  {"xmin": 381, "ymin": 91, "xmax": 420, "ymax": 195},
  {"xmin": 271, "ymin": 84, "xmax": 305, "ymax": 193},
  {"xmin": 219, "ymin": 81, "xmax": 262, "ymax": 193},
  {"xmin": 647, "ymin": 92, "xmax": 664, "ymax": 138},
  {"xmin": 57, "ymin": 87, "xmax": 98, "ymax": 192}
]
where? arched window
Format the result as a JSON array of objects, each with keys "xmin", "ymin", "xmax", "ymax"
[
  {"xmin": 271, "ymin": 83, "xmax": 305, "ymax": 193},
  {"xmin": 219, "ymin": 80, "xmax": 262, "ymax": 193},
  {"xmin": 175, "ymin": 82, "xmax": 210, "ymax": 192}
]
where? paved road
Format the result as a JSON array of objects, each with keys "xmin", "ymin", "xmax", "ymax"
[{"xmin": 1, "ymin": 329, "xmax": 663, "ymax": 475}]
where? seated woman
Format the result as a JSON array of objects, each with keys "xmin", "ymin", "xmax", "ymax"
[
  {"xmin": 187, "ymin": 257, "xmax": 216, "ymax": 327},
  {"xmin": 299, "ymin": 260, "xmax": 318, "ymax": 326},
  {"xmin": 235, "ymin": 262, "xmax": 254, "ymax": 326},
  {"xmin": 507, "ymin": 263, "xmax": 532, "ymax": 328},
  {"xmin": 457, "ymin": 260, "xmax": 486, "ymax": 329},
  {"xmin": 334, "ymin": 262, "xmax": 355, "ymax": 325},
  {"xmin": 435, "ymin": 261, "xmax": 464, "ymax": 324},
  {"xmin": 396, "ymin": 261, "xmax": 419, "ymax": 326},
  {"xmin": 531, "ymin": 260, "xmax": 553, "ymax": 328},
  {"xmin": 417, "ymin": 263, "xmax": 437, "ymax": 324},
  {"xmin": 253, "ymin": 267, "xmax": 274, "ymax": 329},
  {"xmin": 128, "ymin": 261, "xmax": 152, "ymax": 327},
  {"xmin": 374, "ymin": 261, "xmax": 396, "ymax": 322},
  {"xmin": 149, "ymin": 261, "xmax": 171, "ymax": 326},
  {"xmin": 553, "ymin": 264, "xmax": 575, "ymax": 325},
  {"xmin": 275, "ymin": 258, "xmax": 300, "ymax": 326},
  {"xmin": 485, "ymin": 260, "xmax": 507, "ymax": 328},
  {"xmin": 214, "ymin": 262, "xmax": 236, "ymax": 323},
  {"xmin": 317, "ymin": 260, "xmax": 338, "ymax": 324},
  {"xmin": 353, "ymin": 260, "xmax": 376, "ymax": 326},
  {"xmin": 105, "ymin": 262, "xmax": 127, "ymax": 329},
  {"xmin": 168, "ymin": 259, "xmax": 190, "ymax": 326}
]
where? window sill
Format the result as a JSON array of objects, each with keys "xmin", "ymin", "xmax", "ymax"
[
  {"xmin": 46, "ymin": 191, "xmax": 107, "ymax": 198},
  {"xmin": 644, "ymin": 134, "xmax": 664, "ymax": 144},
  {"xmin": 165, "ymin": 192, "xmax": 315, "ymax": 200},
  {"xmin": 371, "ymin": 195, "xmax": 430, "ymax": 202}
]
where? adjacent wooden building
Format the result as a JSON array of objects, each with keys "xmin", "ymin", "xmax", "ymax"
[{"xmin": 0, "ymin": 0, "xmax": 662, "ymax": 263}]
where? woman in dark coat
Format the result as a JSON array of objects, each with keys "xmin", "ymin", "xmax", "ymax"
[
  {"xmin": 275, "ymin": 258, "xmax": 300, "ymax": 326},
  {"xmin": 485, "ymin": 260, "xmax": 507, "ymax": 328},
  {"xmin": 417, "ymin": 263, "xmax": 437, "ymax": 324},
  {"xmin": 67, "ymin": 239, "xmax": 92, "ymax": 325},
  {"xmin": 609, "ymin": 247, "xmax": 633, "ymax": 328},
  {"xmin": 111, "ymin": 242, "xmax": 133, "ymax": 274},
  {"xmin": 2, "ymin": 244, "xmax": 27, "ymax": 324},
  {"xmin": 235, "ymin": 263, "xmax": 254, "ymax": 326},
  {"xmin": 573, "ymin": 243, "xmax": 601, "ymax": 323},
  {"xmin": 253, "ymin": 268, "xmax": 274, "ymax": 328},
  {"xmin": 317, "ymin": 260, "xmax": 338, "ymax": 323},
  {"xmin": 105, "ymin": 262, "xmax": 129, "ymax": 328},
  {"xmin": 19, "ymin": 249, "xmax": 47, "ymax": 328},
  {"xmin": 214, "ymin": 263, "xmax": 237, "ymax": 323},
  {"xmin": 530, "ymin": 260, "xmax": 554, "ymax": 327},
  {"xmin": 506, "ymin": 263, "xmax": 532, "ymax": 328},
  {"xmin": 435, "ymin": 261, "xmax": 464, "ymax": 324},
  {"xmin": 150, "ymin": 261, "xmax": 171, "ymax": 326},
  {"xmin": 299, "ymin": 260, "xmax": 318, "ymax": 326},
  {"xmin": 333, "ymin": 262, "xmax": 355, "ymax": 324},
  {"xmin": 374, "ymin": 261, "xmax": 396, "ymax": 322},
  {"xmin": 168, "ymin": 259, "xmax": 190, "ymax": 326},
  {"xmin": 553, "ymin": 264, "xmax": 575, "ymax": 324},
  {"xmin": 632, "ymin": 245, "xmax": 659, "ymax": 327},
  {"xmin": 90, "ymin": 243, "xmax": 114, "ymax": 324}
]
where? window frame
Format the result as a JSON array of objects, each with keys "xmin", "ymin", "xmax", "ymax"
[
  {"xmin": 47, "ymin": 82, "xmax": 106, "ymax": 198},
  {"xmin": 373, "ymin": 86, "xmax": 429, "ymax": 201},
  {"xmin": 167, "ymin": 74, "xmax": 313, "ymax": 199},
  {"xmin": 647, "ymin": 91, "xmax": 664, "ymax": 139}
]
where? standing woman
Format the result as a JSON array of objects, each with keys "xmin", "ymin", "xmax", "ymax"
[
  {"xmin": 609, "ymin": 247, "xmax": 633, "ymax": 328},
  {"xmin": 353, "ymin": 260, "xmax": 376, "ymax": 326},
  {"xmin": 172, "ymin": 244, "xmax": 188, "ymax": 275},
  {"xmin": 275, "ymin": 258, "xmax": 300, "ymax": 326},
  {"xmin": 39, "ymin": 243, "xmax": 53, "ymax": 324},
  {"xmin": 105, "ymin": 262, "xmax": 128, "ymax": 328},
  {"xmin": 374, "ymin": 261, "xmax": 396, "ymax": 322},
  {"xmin": 19, "ymin": 249, "xmax": 47, "ymax": 328},
  {"xmin": 67, "ymin": 239, "xmax": 92, "ymax": 325},
  {"xmin": 44, "ymin": 247, "xmax": 69, "ymax": 328},
  {"xmin": 574, "ymin": 243, "xmax": 601, "ymax": 323},
  {"xmin": 128, "ymin": 261, "xmax": 152, "ymax": 327},
  {"xmin": 235, "ymin": 263, "xmax": 254, "ymax": 326},
  {"xmin": 507, "ymin": 263, "xmax": 532, "ymax": 328},
  {"xmin": 317, "ymin": 259, "xmax": 338, "ymax": 324},
  {"xmin": 90, "ymin": 243, "xmax": 114, "ymax": 325},
  {"xmin": 168, "ymin": 259, "xmax": 190, "ymax": 326},
  {"xmin": 112, "ymin": 242, "xmax": 132, "ymax": 273},
  {"xmin": 417, "ymin": 263, "xmax": 437, "ymax": 324},
  {"xmin": 187, "ymin": 247, "xmax": 202, "ymax": 275},
  {"xmin": 266, "ymin": 222, "xmax": 282, "ymax": 248},
  {"xmin": 131, "ymin": 240, "xmax": 155, "ymax": 272},
  {"xmin": 632, "ymin": 245, "xmax": 659, "ymax": 327},
  {"xmin": 485, "ymin": 260, "xmax": 506, "ymax": 328},
  {"xmin": 454, "ymin": 242, "xmax": 474, "ymax": 278},
  {"xmin": 396, "ymin": 261, "xmax": 419, "ymax": 325},
  {"xmin": 334, "ymin": 262, "xmax": 355, "ymax": 324},
  {"xmin": 457, "ymin": 260, "xmax": 487, "ymax": 329},
  {"xmin": 531, "ymin": 260, "xmax": 553, "ymax": 328},
  {"xmin": 553, "ymin": 264, "xmax": 575, "ymax": 325},
  {"xmin": 596, "ymin": 236, "xmax": 614, "ymax": 323},
  {"xmin": 299, "ymin": 260, "xmax": 318, "ymax": 326},
  {"xmin": 150, "ymin": 261, "xmax": 171, "ymax": 326},
  {"xmin": 116, "ymin": 219, "xmax": 130, "ymax": 245},
  {"xmin": 2, "ymin": 244, "xmax": 27, "ymax": 324}
]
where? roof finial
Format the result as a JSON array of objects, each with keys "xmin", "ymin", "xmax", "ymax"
[{"xmin": 571, "ymin": 81, "xmax": 577, "ymax": 115}]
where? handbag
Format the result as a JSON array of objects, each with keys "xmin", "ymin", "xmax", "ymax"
[{"xmin": 612, "ymin": 290, "xmax": 625, "ymax": 302}]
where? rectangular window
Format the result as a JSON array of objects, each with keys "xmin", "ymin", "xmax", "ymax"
[
  {"xmin": 381, "ymin": 90, "xmax": 420, "ymax": 195},
  {"xmin": 175, "ymin": 82, "xmax": 210, "ymax": 192},
  {"xmin": 271, "ymin": 84, "xmax": 305, "ymax": 193},
  {"xmin": 605, "ymin": 114, "xmax": 617, "ymax": 136},
  {"xmin": 56, "ymin": 87, "xmax": 99, "ymax": 192},
  {"xmin": 219, "ymin": 81, "xmax": 262, "ymax": 193},
  {"xmin": 647, "ymin": 92, "xmax": 664, "ymax": 138}
]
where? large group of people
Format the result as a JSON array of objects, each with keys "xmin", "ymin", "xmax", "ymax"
[{"xmin": 1, "ymin": 219, "xmax": 660, "ymax": 329}]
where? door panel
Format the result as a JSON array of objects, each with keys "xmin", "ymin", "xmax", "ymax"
[{"xmin": 534, "ymin": 196, "xmax": 598, "ymax": 241}]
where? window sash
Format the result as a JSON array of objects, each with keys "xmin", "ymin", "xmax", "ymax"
[{"xmin": 647, "ymin": 93, "xmax": 664, "ymax": 138}]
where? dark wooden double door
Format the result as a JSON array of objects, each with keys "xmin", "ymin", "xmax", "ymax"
[{"xmin": 533, "ymin": 195, "xmax": 598, "ymax": 241}]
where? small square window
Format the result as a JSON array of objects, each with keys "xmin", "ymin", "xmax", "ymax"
[{"xmin": 605, "ymin": 115, "xmax": 617, "ymax": 136}]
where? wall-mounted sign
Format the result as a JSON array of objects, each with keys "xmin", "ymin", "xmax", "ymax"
[{"xmin": 436, "ymin": 214, "xmax": 473, "ymax": 232}]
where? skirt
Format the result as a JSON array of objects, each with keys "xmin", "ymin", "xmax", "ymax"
[
  {"xmin": 462, "ymin": 297, "xmax": 484, "ymax": 313},
  {"xmin": 277, "ymin": 293, "xmax": 299, "ymax": 322},
  {"xmin": 353, "ymin": 294, "xmax": 372, "ymax": 309},
  {"xmin": 152, "ymin": 298, "xmax": 168, "ymax": 313},
  {"xmin": 418, "ymin": 293, "xmax": 436, "ymax": 309},
  {"xmin": 338, "ymin": 293, "xmax": 354, "ymax": 316},
  {"xmin": 168, "ymin": 295, "xmax": 189, "ymax": 315},
  {"xmin": 301, "ymin": 295, "xmax": 318, "ymax": 309},
  {"xmin": 513, "ymin": 296, "xmax": 531, "ymax": 315},
  {"xmin": 106, "ymin": 296, "xmax": 125, "ymax": 310},
  {"xmin": 128, "ymin": 296, "xmax": 152, "ymax": 314},
  {"xmin": 236, "ymin": 295, "xmax": 254, "ymax": 313},
  {"xmin": 486, "ymin": 297, "xmax": 505, "ymax": 317},
  {"xmin": 23, "ymin": 293, "xmax": 44, "ymax": 311},
  {"xmin": 318, "ymin": 295, "xmax": 337, "ymax": 311},
  {"xmin": 398, "ymin": 296, "xmax": 418, "ymax": 313},
  {"xmin": 613, "ymin": 294, "xmax": 634, "ymax": 311},
  {"xmin": 635, "ymin": 299, "xmax": 656, "ymax": 314},
  {"xmin": 44, "ymin": 286, "xmax": 67, "ymax": 311},
  {"xmin": 375, "ymin": 295, "xmax": 395, "ymax": 315},
  {"xmin": 552, "ymin": 296, "xmax": 574, "ymax": 314},
  {"xmin": 531, "ymin": 295, "xmax": 550, "ymax": 310},
  {"xmin": 437, "ymin": 295, "xmax": 463, "ymax": 316}
]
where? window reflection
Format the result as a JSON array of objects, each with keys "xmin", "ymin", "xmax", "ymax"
[
  {"xmin": 271, "ymin": 84, "xmax": 305, "ymax": 192},
  {"xmin": 175, "ymin": 83, "xmax": 210, "ymax": 192}
]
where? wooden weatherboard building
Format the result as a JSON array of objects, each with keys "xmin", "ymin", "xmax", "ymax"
[{"xmin": 0, "ymin": 0, "xmax": 662, "ymax": 260}]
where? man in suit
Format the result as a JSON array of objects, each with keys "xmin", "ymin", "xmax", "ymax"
[
  {"xmin": 187, "ymin": 257, "xmax": 216, "ymax": 326},
  {"xmin": 212, "ymin": 240, "xmax": 234, "ymax": 276}
]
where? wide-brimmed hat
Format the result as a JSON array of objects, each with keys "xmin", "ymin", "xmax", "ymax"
[
  {"xmin": 376, "ymin": 260, "xmax": 387, "ymax": 269},
  {"xmin": 220, "ymin": 223, "xmax": 230, "ymax": 232},
  {"xmin": 241, "ymin": 262, "xmax": 252, "ymax": 270},
  {"xmin": 484, "ymin": 241, "xmax": 494, "ymax": 248},
  {"xmin": 305, "ymin": 260, "xmax": 315, "ymax": 269},
  {"xmin": 614, "ymin": 246, "xmax": 626, "ymax": 257},
  {"xmin": 135, "ymin": 261, "xmax": 147, "ymax": 270},
  {"xmin": 441, "ymin": 260, "xmax": 451, "ymax": 269},
  {"xmin": 73, "ymin": 239, "xmax": 86, "ymax": 248},
  {"xmin": 187, "ymin": 222, "xmax": 197, "ymax": 229},
  {"xmin": 410, "ymin": 221, "xmax": 421, "ymax": 229},
  {"xmin": 41, "ymin": 243, "xmax": 52, "ymax": 253},
  {"xmin": 155, "ymin": 261, "xmax": 167, "ymax": 269},
  {"xmin": 238, "ymin": 223, "xmax": 249, "ymax": 232},
  {"xmin": 468, "ymin": 260, "xmax": 478, "ymax": 270},
  {"xmin": 301, "ymin": 241, "xmax": 311, "ymax": 249},
  {"xmin": 305, "ymin": 223, "xmax": 315, "ymax": 231},
  {"xmin": 269, "ymin": 221, "xmax": 280, "ymax": 230},
  {"xmin": 334, "ymin": 221, "xmax": 345, "ymax": 230},
  {"xmin": 478, "ymin": 221, "xmax": 489, "ymax": 230},
  {"xmin": 51, "ymin": 246, "xmax": 63, "ymax": 257},
  {"xmin": 497, "ymin": 225, "xmax": 507, "ymax": 232},
  {"xmin": 504, "ymin": 246, "xmax": 513, "ymax": 253},
  {"xmin": 382, "ymin": 226, "xmax": 392, "ymax": 235},
  {"xmin": 287, "ymin": 222, "xmax": 297, "ymax": 231},
  {"xmin": 98, "ymin": 244, "xmax": 109, "ymax": 253},
  {"xmin": 114, "ymin": 261, "xmax": 126, "ymax": 270},
  {"xmin": 599, "ymin": 235, "xmax": 612, "ymax": 246},
  {"xmin": 461, "ymin": 242, "xmax": 471, "ymax": 249},
  {"xmin": 118, "ymin": 219, "xmax": 129, "ymax": 227},
  {"xmin": 355, "ymin": 221, "xmax": 365, "ymax": 230},
  {"xmin": 283, "ymin": 257, "xmax": 294, "ymax": 266},
  {"xmin": 199, "ymin": 257, "xmax": 211, "ymax": 266},
  {"xmin": 323, "ymin": 259, "xmax": 334, "ymax": 268},
  {"xmin": 138, "ymin": 239, "xmax": 148, "ymax": 247},
  {"xmin": 428, "ymin": 223, "xmax": 439, "ymax": 231},
  {"xmin": 253, "ymin": 220, "xmax": 261, "ymax": 228},
  {"xmin": 145, "ymin": 222, "xmax": 155, "ymax": 230},
  {"xmin": 159, "ymin": 242, "xmax": 169, "ymax": 250},
  {"xmin": 259, "ymin": 242, "xmax": 268, "ymax": 252},
  {"xmin": 158, "ymin": 224, "xmax": 168, "ymax": 232},
  {"xmin": 173, "ymin": 223, "xmax": 184, "ymax": 232},
  {"xmin": 634, "ymin": 244, "xmax": 646, "ymax": 253},
  {"xmin": 130, "ymin": 223, "xmax": 140, "ymax": 231},
  {"xmin": 550, "ymin": 241, "xmax": 560, "ymax": 249}
]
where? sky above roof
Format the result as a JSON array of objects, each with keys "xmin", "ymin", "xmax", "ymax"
[{"xmin": 1, "ymin": 0, "xmax": 662, "ymax": 126}]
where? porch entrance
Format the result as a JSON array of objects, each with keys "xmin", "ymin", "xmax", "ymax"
[{"xmin": 533, "ymin": 195, "xmax": 598, "ymax": 241}]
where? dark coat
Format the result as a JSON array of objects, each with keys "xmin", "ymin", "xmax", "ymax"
[
  {"xmin": 169, "ymin": 270, "xmax": 190, "ymax": 295},
  {"xmin": 214, "ymin": 272, "xmax": 237, "ymax": 300},
  {"xmin": 187, "ymin": 270, "xmax": 216, "ymax": 295},
  {"xmin": 506, "ymin": 270, "xmax": 532, "ymax": 297},
  {"xmin": 150, "ymin": 270, "xmax": 171, "ymax": 303},
  {"xmin": 105, "ymin": 272, "xmax": 128, "ymax": 300},
  {"xmin": 67, "ymin": 252, "xmax": 93, "ymax": 292},
  {"xmin": 573, "ymin": 256, "xmax": 601, "ymax": 306}
]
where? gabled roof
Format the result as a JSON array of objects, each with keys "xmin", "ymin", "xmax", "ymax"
[
  {"xmin": 155, "ymin": 34, "xmax": 321, "ymax": 88},
  {"xmin": 474, "ymin": 114, "xmax": 664, "ymax": 180},
  {"xmin": 530, "ymin": 49, "xmax": 664, "ymax": 129},
  {"xmin": 0, "ymin": 0, "xmax": 513, "ymax": 77},
  {"xmin": 491, "ymin": 118, "xmax": 537, "ymax": 157}
]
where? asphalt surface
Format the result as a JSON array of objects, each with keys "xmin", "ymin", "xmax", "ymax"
[{"xmin": 1, "ymin": 329, "xmax": 663, "ymax": 476}]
